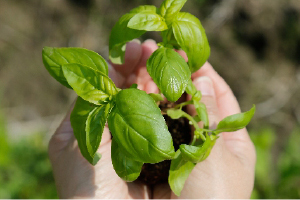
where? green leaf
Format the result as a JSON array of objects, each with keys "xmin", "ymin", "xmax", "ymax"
[
  {"xmin": 70, "ymin": 97, "xmax": 101, "ymax": 165},
  {"xmin": 214, "ymin": 105, "xmax": 256, "ymax": 134},
  {"xmin": 186, "ymin": 79, "xmax": 201, "ymax": 101},
  {"xmin": 193, "ymin": 100, "xmax": 209, "ymax": 129},
  {"xmin": 128, "ymin": 12, "xmax": 168, "ymax": 31},
  {"xmin": 107, "ymin": 88, "xmax": 175, "ymax": 163},
  {"xmin": 129, "ymin": 83, "xmax": 138, "ymax": 89},
  {"xmin": 159, "ymin": 0, "xmax": 187, "ymax": 26},
  {"xmin": 169, "ymin": 150, "xmax": 195, "ymax": 196},
  {"xmin": 172, "ymin": 12, "xmax": 210, "ymax": 72},
  {"xmin": 167, "ymin": 109, "xmax": 184, "ymax": 119},
  {"xmin": 148, "ymin": 93, "xmax": 164, "ymax": 102},
  {"xmin": 109, "ymin": 5, "xmax": 156, "ymax": 64},
  {"xmin": 180, "ymin": 134, "xmax": 217, "ymax": 163},
  {"xmin": 62, "ymin": 63, "xmax": 118, "ymax": 105},
  {"xmin": 42, "ymin": 47, "xmax": 109, "ymax": 88},
  {"xmin": 111, "ymin": 139, "xmax": 143, "ymax": 182},
  {"xmin": 86, "ymin": 103, "xmax": 113, "ymax": 157},
  {"xmin": 147, "ymin": 47, "xmax": 191, "ymax": 102}
]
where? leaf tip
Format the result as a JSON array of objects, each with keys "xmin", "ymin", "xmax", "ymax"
[{"xmin": 92, "ymin": 153, "xmax": 102, "ymax": 165}]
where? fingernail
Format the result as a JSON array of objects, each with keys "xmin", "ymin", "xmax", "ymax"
[
  {"xmin": 193, "ymin": 76, "xmax": 215, "ymax": 96},
  {"xmin": 143, "ymin": 39, "xmax": 156, "ymax": 45},
  {"xmin": 129, "ymin": 39, "xmax": 141, "ymax": 44}
]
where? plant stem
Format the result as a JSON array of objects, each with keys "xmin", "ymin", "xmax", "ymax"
[
  {"xmin": 180, "ymin": 110, "xmax": 206, "ymax": 141},
  {"xmin": 174, "ymin": 100, "xmax": 194, "ymax": 109}
]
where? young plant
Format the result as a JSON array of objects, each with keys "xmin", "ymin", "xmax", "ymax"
[{"xmin": 42, "ymin": 0, "xmax": 255, "ymax": 196}]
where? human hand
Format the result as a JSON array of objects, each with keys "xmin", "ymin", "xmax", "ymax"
[
  {"xmin": 48, "ymin": 39, "xmax": 158, "ymax": 198},
  {"xmin": 152, "ymin": 59, "xmax": 256, "ymax": 198}
]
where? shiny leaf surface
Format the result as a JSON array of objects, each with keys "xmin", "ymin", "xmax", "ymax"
[
  {"xmin": 107, "ymin": 88, "xmax": 175, "ymax": 163},
  {"xmin": 147, "ymin": 47, "xmax": 191, "ymax": 102}
]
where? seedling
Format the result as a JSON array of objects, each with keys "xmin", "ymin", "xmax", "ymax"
[{"xmin": 42, "ymin": 0, "xmax": 255, "ymax": 196}]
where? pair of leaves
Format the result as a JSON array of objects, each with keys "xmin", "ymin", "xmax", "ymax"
[
  {"xmin": 147, "ymin": 47, "xmax": 191, "ymax": 102},
  {"xmin": 43, "ymin": 47, "xmax": 118, "ymax": 164},
  {"xmin": 109, "ymin": 5, "xmax": 167, "ymax": 64}
]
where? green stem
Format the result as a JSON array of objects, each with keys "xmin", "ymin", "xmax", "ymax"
[
  {"xmin": 180, "ymin": 110, "xmax": 206, "ymax": 141},
  {"xmin": 174, "ymin": 100, "xmax": 193, "ymax": 109}
]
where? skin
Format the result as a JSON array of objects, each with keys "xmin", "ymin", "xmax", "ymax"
[{"xmin": 48, "ymin": 39, "xmax": 256, "ymax": 199}]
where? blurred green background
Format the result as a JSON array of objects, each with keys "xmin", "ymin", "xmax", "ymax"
[{"xmin": 0, "ymin": 0, "xmax": 300, "ymax": 198}]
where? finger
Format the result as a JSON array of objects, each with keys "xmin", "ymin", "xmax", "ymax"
[
  {"xmin": 110, "ymin": 39, "xmax": 142, "ymax": 78},
  {"xmin": 130, "ymin": 39, "xmax": 158, "ymax": 91},
  {"xmin": 187, "ymin": 76, "xmax": 221, "ymax": 129},
  {"xmin": 176, "ymin": 49, "xmax": 188, "ymax": 62},
  {"xmin": 48, "ymin": 102, "xmax": 76, "ymax": 161}
]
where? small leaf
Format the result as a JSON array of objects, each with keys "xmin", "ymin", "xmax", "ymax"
[
  {"xmin": 169, "ymin": 150, "xmax": 195, "ymax": 196},
  {"xmin": 167, "ymin": 109, "xmax": 184, "ymax": 119},
  {"xmin": 86, "ymin": 103, "xmax": 113, "ymax": 157},
  {"xmin": 180, "ymin": 134, "xmax": 217, "ymax": 163},
  {"xmin": 108, "ymin": 88, "xmax": 175, "ymax": 163},
  {"xmin": 42, "ymin": 47, "xmax": 109, "ymax": 88},
  {"xmin": 130, "ymin": 83, "xmax": 138, "ymax": 89},
  {"xmin": 109, "ymin": 5, "xmax": 156, "ymax": 64},
  {"xmin": 214, "ymin": 105, "xmax": 256, "ymax": 134},
  {"xmin": 193, "ymin": 100, "xmax": 209, "ymax": 129},
  {"xmin": 147, "ymin": 47, "xmax": 191, "ymax": 102},
  {"xmin": 62, "ymin": 63, "xmax": 118, "ymax": 105},
  {"xmin": 159, "ymin": 0, "xmax": 187, "ymax": 26},
  {"xmin": 148, "ymin": 93, "xmax": 164, "ymax": 102},
  {"xmin": 111, "ymin": 139, "xmax": 143, "ymax": 182},
  {"xmin": 70, "ymin": 97, "xmax": 101, "ymax": 165},
  {"xmin": 128, "ymin": 12, "xmax": 168, "ymax": 31},
  {"xmin": 172, "ymin": 12, "xmax": 210, "ymax": 72}
]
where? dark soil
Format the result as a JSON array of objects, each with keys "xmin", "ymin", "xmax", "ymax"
[{"xmin": 136, "ymin": 101, "xmax": 192, "ymax": 185}]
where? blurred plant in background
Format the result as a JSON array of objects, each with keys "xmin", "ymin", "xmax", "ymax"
[
  {"xmin": 0, "ymin": 109, "xmax": 57, "ymax": 198},
  {"xmin": 0, "ymin": 0, "xmax": 300, "ymax": 198},
  {"xmin": 251, "ymin": 127, "xmax": 300, "ymax": 198}
]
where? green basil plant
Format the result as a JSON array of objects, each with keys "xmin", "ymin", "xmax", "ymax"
[{"xmin": 42, "ymin": 0, "xmax": 255, "ymax": 196}]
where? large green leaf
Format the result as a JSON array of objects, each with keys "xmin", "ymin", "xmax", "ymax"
[
  {"xmin": 147, "ymin": 47, "xmax": 191, "ymax": 102},
  {"xmin": 107, "ymin": 88, "xmax": 175, "ymax": 163},
  {"xmin": 109, "ymin": 5, "xmax": 156, "ymax": 64},
  {"xmin": 169, "ymin": 150, "xmax": 195, "ymax": 196},
  {"xmin": 128, "ymin": 12, "xmax": 168, "ymax": 31},
  {"xmin": 180, "ymin": 134, "xmax": 217, "ymax": 163},
  {"xmin": 70, "ymin": 97, "xmax": 101, "ymax": 165},
  {"xmin": 42, "ymin": 47, "xmax": 108, "ymax": 88},
  {"xmin": 214, "ymin": 105, "xmax": 256, "ymax": 134},
  {"xmin": 86, "ymin": 103, "xmax": 113, "ymax": 158},
  {"xmin": 111, "ymin": 139, "xmax": 143, "ymax": 182},
  {"xmin": 172, "ymin": 12, "xmax": 210, "ymax": 72},
  {"xmin": 159, "ymin": 0, "xmax": 187, "ymax": 26},
  {"xmin": 62, "ymin": 63, "xmax": 118, "ymax": 105}
]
